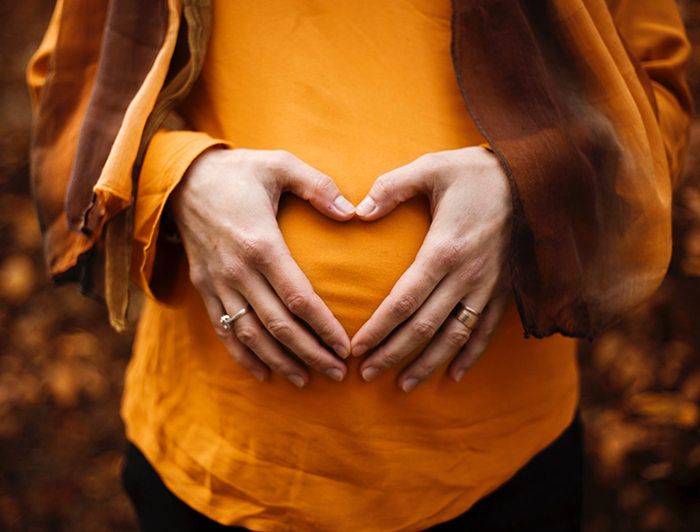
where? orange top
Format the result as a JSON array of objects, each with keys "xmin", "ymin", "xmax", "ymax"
[{"xmin": 118, "ymin": 1, "xmax": 687, "ymax": 531}]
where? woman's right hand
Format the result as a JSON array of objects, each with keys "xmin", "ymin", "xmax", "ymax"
[{"xmin": 169, "ymin": 148, "xmax": 355, "ymax": 387}]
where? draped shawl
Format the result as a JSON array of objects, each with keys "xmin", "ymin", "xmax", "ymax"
[{"xmin": 28, "ymin": 0, "xmax": 691, "ymax": 338}]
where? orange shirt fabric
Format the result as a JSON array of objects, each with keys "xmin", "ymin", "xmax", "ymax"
[{"xmin": 119, "ymin": 1, "xmax": 687, "ymax": 531}]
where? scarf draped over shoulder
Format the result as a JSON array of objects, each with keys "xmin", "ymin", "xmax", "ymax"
[{"xmin": 28, "ymin": 0, "xmax": 691, "ymax": 338}]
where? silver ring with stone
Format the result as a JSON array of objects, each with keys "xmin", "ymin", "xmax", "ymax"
[{"xmin": 220, "ymin": 306, "xmax": 251, "ymax": 329}]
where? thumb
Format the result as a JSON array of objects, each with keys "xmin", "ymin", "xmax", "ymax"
[
  {"xmin": 282, "ymin": 154, "xmax": 355, "ymax": 221},
  {"xmin": 355, "ymin": 165, "xmax": 424, "ymax": 221}
]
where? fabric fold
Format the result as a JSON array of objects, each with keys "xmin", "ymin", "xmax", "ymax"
[
  {"xmin": 450, "ymin": 0, "xmax": 690, "ymax": 338},
  {"xmin": 29, "ymin": 0, "xmax": 213, "ymax": 330},
  {"xmin": 29, "ymin": 0, "xmax": 690, "ymax": 337}
]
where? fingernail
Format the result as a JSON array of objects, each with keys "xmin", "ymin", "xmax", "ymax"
[
  {"xmin": 334, "ymin": 344, "xmax": 349, "ymax": 359},
  {"xmin": 355, "ymin": 197, "xmax": 376, "ymax": 217},
  {"xmin": 289, "ymin": 374, "xmax": 305, "ymax": 388},
  {"xmin": 402, "ymin": 378, "xmax": 418, "ymax": 392},
  {"xmin": 353, "ymin": 344, "xmax": 367, "ymax": 357},
  {"xmin": 333, "ymin": 196, "xmax": 355, "ymax": 216},
  {"xmin": 252, "ymin": 369, "xmax": 265, "ymax": 382},
  {"xmin": 454, "ymin": 370, "xmax": 465, "ymax": 382},
  {"xmin": 362, "ymin": 367, "xmax": 378, "ymax": 382},
  {"xmin": 327, "ymin": 368, "xmax": 344, "ymax": 382}
]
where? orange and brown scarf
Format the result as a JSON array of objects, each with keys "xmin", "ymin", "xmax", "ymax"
[{"xmin": 30, "ymin": 0, "xmax": 690, "ymax": 338}]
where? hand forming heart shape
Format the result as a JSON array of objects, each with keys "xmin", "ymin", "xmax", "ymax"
[{"xmin": 170, "ymin": 146, "xmax": 512, "ymax": 391}]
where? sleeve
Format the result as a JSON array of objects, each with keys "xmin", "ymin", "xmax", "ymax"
[
  {"xmin": 451, "ymin": 0, "xmax": 692, "ymax": 339},
  {"xmin": 26, "ymin": 0, "xmax": 108, "ymax": 278},
  {"xmin": 608, "ymin": 0, "xmax": 693, "ymax": 183},
  {"xmin": 27, "ymin": 5, "xmax": 229, "ymax": 302},
  {"xmin": 27, "ymin": 0, "xmax": 213, "ymax": 330},
  {"xmin": 27, "ymin": 0, "xmax": 181, "ymax": 275},
  {"xmin": 26, "ymin": 0, "xmax": 62, "ymax": 113},
  {"xmin": 131, "ymin": 129, "xmax": 231, "ymax": 302}
]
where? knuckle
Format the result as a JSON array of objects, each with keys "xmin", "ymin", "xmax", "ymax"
[
  {"xmin": 312, "ymin": 175, "xmax": 334, "ymax": 198},
  {"xmin": 188, "ymin": 267, "xmax": 208, "ymax": 290},
  {"xmin": 415, "ymin": 152, "xmax": 445, "ymax": 180},
  {"xmin": 417, "ymin": 152, "xmax": 437, "ymax": 171},
  {"xmin": 480, "ymin": 323, "xmax": 498, "ymax": 340},
  {"xmin": 461, "ymin": 350, "xmax": 483, "ymax": 370},
  {"xmin": 411, "ymin": 362, "xmax": 436, "ymax": 381},
  {"xmin": 390, "ymin": 293, "xmax": 420, "ymax": 322},
  {"xmin": 458, "ymin": 255, "xmax": 488, "ymax": 283},
  {"xmin": 299, "ymin": 350, "xmax": 323, "ymax": 368},
  {"xmin": 228, "ymin": 351, "xmax": 246, "ymax": 367},
  {"xmin": 416, "ymin": 152, "xmax": 433, "ymax": 164},
  {"xmin": 271, "ymin": 150, "xmax": 295, "ymax": 171},
  {"xmin": 285, "ymin": 291, "xmax": 313, "ymax": 317},
  {"xmin": 375, "ymin": 173, "xmax": 396, "ymax": 199},
  {"xmin": 411, "ymin": 319, "xmax": 439, "ymax": 343},
  {"xmin": 384, "ymin": 351, "xmax": 403, "ymax": 368},
  {"xmin": 445, "ymin": 328, "xmax": 471, "ymax": 349},
  {"xmin": 378, "ymin": 350, "xmax": 405, "ymax": 370},
  {"xmin": 267, "ymin": 318, "xmax": 294, "ymax": 341},
  {"xmin": 215, "ymin": 326, "xmax": 233, "ymax": 342},
  {"xmin": 238, "ymin": 233, "xmax": 273, "ymax": 264},
  {"xmin": 226, "ymin": 346, "xmax": 252, "ymax": 369},
  {"xmin": 219, "ymin": 257, "xmax": 246, "ymax": 285},
  {"xmin": 234, "ymin": 324, "xmax": 258, "ymax": 346},
  {"xmin": 313, "ymin": 320, "xmax": 336, "ymax": 342},
  {"xmin": 263, "ymin": 357, "xmax": 286, "ymax": 375},
  {"xmin": 433, "ymin": 242, "xmax": 463, "ymax": 272}
]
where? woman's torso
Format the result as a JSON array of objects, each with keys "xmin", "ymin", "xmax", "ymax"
[{"xmin": 123, "ymin": 1, "xmax": 580, "ymax": 530}]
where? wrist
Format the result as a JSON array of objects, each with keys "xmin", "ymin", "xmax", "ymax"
[{"xmin": 169, "ymin": 146, "xmax": 229, "ymax": 228}]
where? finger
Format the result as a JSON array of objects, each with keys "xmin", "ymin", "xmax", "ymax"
[
  {"xmin": 358, "ymin": 275, "xmax": 470, "ymax": 382},
  {"xmin": 397, "ymin": 294, "xmax": 490, "ymax": 392},
  {"xmin": 201, "ymin": 293, "xmax": 270, "ymax": 382},
  {"xmin": 278, "ymin": 152, "xmax": 355, "ymax": 220},
  {"xmin": 229, "ymin": 270, "xmax": 347, "ymax": 382},
  {"xmin": 355, "ymin": 157, "xmax": 430, "ymax": 220},
  {"xmin": 242, "ymin": 230, "xmax": 351, "ymax": 359},
  {"xmin": 351, "ymin": 236, "xmax": 453, "ymax": 357},
  {"xmin": 219, "ymin": 294, "xmax": 312, "ymax": 387},
  {"xmin": 448, "ymin": 289, "xmax": 511, "ymax": 382}
]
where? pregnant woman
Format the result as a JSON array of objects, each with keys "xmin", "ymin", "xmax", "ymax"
[{"xmin": 28, "ymin": 0, "xmax": 691, "ymax": 530}]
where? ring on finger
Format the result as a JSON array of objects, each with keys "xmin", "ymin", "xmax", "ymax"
[
  {"xmin": 220, "ymin": 305, "xmax": 251, "ymax": 329},
  {"xmin": 453, "ymin": 303, "xmax": 481, "ymax": 331}
]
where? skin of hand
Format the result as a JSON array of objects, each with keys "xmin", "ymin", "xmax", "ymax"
[
  {"xmin": 169, "ymin": 148, "xmax": 356, "ymax": 387},
  {"xmin": 351, "ymin": 146, "xmax": 513, "ymax": 392}
]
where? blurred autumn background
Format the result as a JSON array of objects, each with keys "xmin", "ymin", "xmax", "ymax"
[{"xmin": 2, "ymin": 1, "xmax": 700, "ymax": 531}]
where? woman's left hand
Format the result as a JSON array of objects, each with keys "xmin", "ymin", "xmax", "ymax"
[{"xmin": 351, "ymin": 146, "xmax": 513, "ymax": 391}]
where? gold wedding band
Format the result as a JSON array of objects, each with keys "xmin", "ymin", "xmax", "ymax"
[
  {"xmin": 453, "ymin": 303, "xmax": 481, "ymax": 331},
  {"xmin": 220, "ymin": 306, "xmax": 251, "ymax": 329}
]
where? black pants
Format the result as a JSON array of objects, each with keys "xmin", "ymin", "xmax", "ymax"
[{"xmin": 123, "ymin": 415, "xmax": 583, "ymax": 532}]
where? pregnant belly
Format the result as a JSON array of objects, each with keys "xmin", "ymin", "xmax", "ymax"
[{"xmin": 277, "ymin": 193, "xmax": 432, "ymax": 336}]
